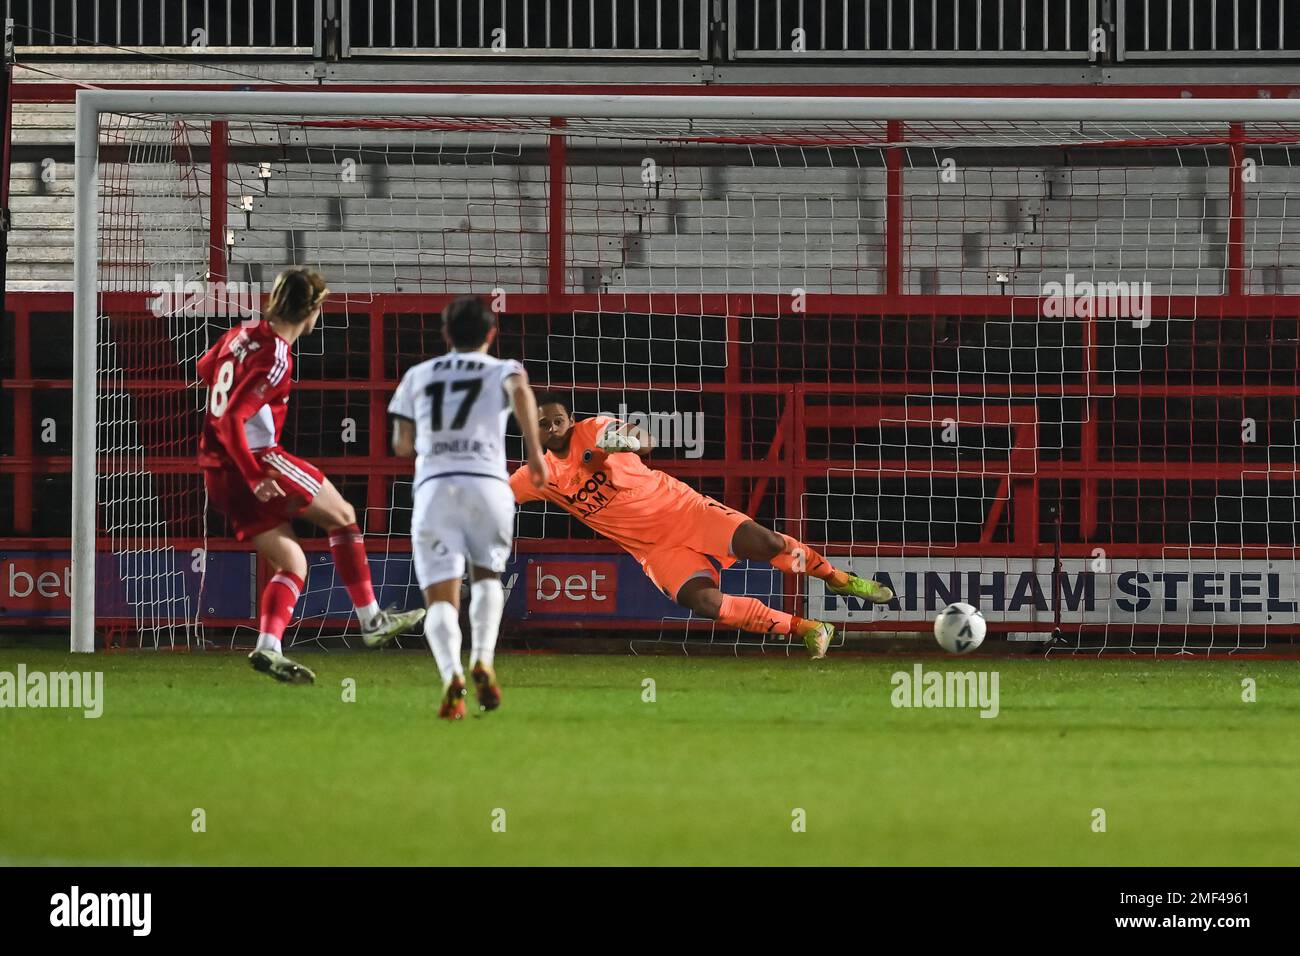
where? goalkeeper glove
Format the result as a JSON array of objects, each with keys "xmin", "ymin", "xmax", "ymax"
[{"xmin": 596, "ymin": 424, "xmax": 641, "ymax": 453}]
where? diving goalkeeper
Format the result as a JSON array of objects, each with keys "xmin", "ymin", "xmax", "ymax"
[{"xmin": 508, "ymin": 397, "xmax": 893, "ymax": 658}]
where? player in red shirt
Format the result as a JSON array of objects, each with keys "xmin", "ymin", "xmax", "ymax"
[
  {"xmin": 510, "ymin": 397, "xmax": 894, "ymax": 658},
  {"xmin": 197, "ymin": 267, "xmax": 424, "ymax": 683}
]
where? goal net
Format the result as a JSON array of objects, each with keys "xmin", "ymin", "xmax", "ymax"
[{"xmin": 73, "ymin": 91, "xmax": 1300, "ymax": 655}]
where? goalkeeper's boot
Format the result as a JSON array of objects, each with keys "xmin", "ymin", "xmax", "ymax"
[
  {"xmin": 794, "ymin": 618, "xmax": 836, "ymax": 660},
  {"xmin": 248, "ymin": 648, "xmax": 316, "ymax": 685},
  {"xmin": 361, "ymin": 606, "xmax": 428, "ymax": 649},
  {"xmin": 438, "ymin": 675, "xmax": 468, "ymax": 721},
  {"xmin": 471, "ymin": 662, "xmax": 502, "ymax": 713},
  {"xmin": 826, "ymin": 571, "xmax": 894, "ymax": 605}
]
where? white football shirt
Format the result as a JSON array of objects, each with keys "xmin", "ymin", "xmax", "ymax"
[{"xmin": 388, "ymin": 351, "xmax": 525, "ymax": 491}]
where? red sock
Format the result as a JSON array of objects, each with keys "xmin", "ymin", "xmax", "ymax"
[
  {"xmin": 768, "ymin": 533, "xmax": 844, "ymax": 584},
  {"xmin": 258, "ymin": 570, "xmax": 303, "ymax": 643},
  {"xmin": 717, "ymin": 593, "xmax": 794, "ymax": 635},
  {"xmin": 328, "ymin": 523, "xmax": 376, "ymax": 609}
]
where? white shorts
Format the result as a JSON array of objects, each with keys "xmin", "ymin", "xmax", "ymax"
[{"xmin": 410, "ymin": 475, "xmax": 516, "ymax": 589}]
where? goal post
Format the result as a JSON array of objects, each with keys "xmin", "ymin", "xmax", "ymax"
[{"xmin": 71, "ymin": 89, "xmax": 1300, "ymax": 654}]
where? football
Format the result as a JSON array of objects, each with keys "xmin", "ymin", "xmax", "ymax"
[{"xmin": 933, "ymin": 603, "xmax": 986, "ymax": 654}]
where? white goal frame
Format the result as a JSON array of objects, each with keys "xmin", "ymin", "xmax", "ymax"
[{"xmin": 71, "ymin": 89, "xmax": 1300, "ymax": 652}]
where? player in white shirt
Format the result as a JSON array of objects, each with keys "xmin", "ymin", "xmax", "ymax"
[{"xmin": 389, "ymin": 295, "xmax": 548, "ymax": 719}]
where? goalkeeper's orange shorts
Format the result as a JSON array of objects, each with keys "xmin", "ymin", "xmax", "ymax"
[{"xmin": 635, "ymin": 495, "xmax": 749, "ymax": 602}]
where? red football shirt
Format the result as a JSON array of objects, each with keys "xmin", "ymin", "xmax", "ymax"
[{"xmin": 196, "ymin": 319, "xmax": 293, "ymax": 486}]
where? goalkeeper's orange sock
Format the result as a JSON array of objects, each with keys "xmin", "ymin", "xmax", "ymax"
[
  {"xmin": 768, "ymin": 533, "xmax": 849, "ymax": 587},
  {"xmin": 328, "ymin": 523, "xmax": 380, "ymax": 626},
  {"xmin": 716, "ymin": 593, "xmax": 795, "ymax": 636},
  {"xmin": 255, "ymin": 570, "xmax": 303, "ymax": 653}
]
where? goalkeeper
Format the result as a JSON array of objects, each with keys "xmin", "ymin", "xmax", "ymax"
[{"xmin": 508, "ymin": 397, "xmax": 893, "ymax": 658}]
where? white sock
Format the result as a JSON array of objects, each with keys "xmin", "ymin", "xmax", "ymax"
[
  {"xmin": 255, "ymin": 632, "xmax": 282, "ymax": 654},
  {"xmin": 356, "ymin": 600, "xmax": 381, "ymax": 628},
  {"xmin": 423, "ymin": 602, "xmax": 463, "ymax": 684},
  {"xmin": 469, "ymin": 578, "xmax": 504, "ymax": 669}
]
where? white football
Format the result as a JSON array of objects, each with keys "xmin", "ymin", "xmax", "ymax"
[{"xmin": 933, "ymin": 602, "xmax": 986, "ymax": 654}]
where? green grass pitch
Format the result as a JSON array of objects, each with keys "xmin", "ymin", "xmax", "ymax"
[{"xmin": 2, "ymin": 648, "xmax": 1297, "ymax": 866}]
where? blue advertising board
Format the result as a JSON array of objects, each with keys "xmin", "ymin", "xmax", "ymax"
[{"xmin": 0, "ymin": 549, "xmax": 786, "ymax": 626}]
